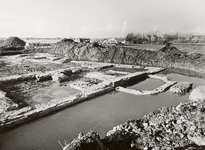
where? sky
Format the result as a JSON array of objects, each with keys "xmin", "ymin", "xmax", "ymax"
[{"xmin": 0, "ymin": 0, "xmax": 205, "ymax": 38}]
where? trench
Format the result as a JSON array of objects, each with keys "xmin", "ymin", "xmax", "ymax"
[{"xmin": 0, "ymin": 73, "xmax": 205, "ymax": 150}]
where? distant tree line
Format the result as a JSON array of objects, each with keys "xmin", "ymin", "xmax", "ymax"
[
  {"xmin": 125, "ymin": 32, "xmax": 205, "ymax": 44},
  {"xmin": 125, "ymin": 33, "xmax": 149, "ymax": 44}
]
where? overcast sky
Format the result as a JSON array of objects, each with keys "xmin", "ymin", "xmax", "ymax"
[{"xmin": 0, "ymin": 0, "xmax": 205, "ymax": 38}]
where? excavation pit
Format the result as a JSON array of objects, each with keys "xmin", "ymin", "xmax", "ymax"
[
  {"xmin": 0, "ymin": 62, "xmax": 169, "ymax": 133},
  {"xmin": 1, "ymin": 61, "xmax": 205, "ymax": 150}
]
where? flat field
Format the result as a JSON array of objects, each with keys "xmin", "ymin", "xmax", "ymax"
[{"xmin": 23, "ymin": 38, "xmax": 61, "ymax": 44}]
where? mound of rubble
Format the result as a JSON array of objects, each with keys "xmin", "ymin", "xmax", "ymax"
[
  {"xmin": 1, "ymin": 37, "xmax": 26, "ymax": 47},
  {"xmin": 170, "ymin": 82, "xmax": 193, "ymax": 94},
  {"xmin": 159, "ymin": 45, "xmax": 186, "ymax": 59},
  {"xmin": 62, "ymin": 132, "xmax": 105, "ymax": 150},
  {"xmin": 0, "ymin": 37, "xmax": 26, "ymax": 53},
  {"xmin": 50, "ymin": 38, "xmax": 101, "ymax": 61}
]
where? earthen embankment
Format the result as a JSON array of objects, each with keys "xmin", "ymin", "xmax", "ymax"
[{"xmin": 50, "ymin": 41, "xmax": 205, "ymax": 76}]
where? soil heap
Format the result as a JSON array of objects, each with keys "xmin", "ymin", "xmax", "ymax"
[
  {"xmin": 0, "ymin": 37, "xmax": 26, "ymax": 52},
  {"xmin": 1, "ymin": 37, "xmax": 26, "ymax": 47},
  {"xmin": 159, "ymin": 44, "xmax": 186, "ymax": 59},
  {"xmin": 50, "ymin": 38, "xmax": 101, "ymax": 61},
  {"xmin": 58, "ymin": 38, "xmax": 74, "ymax": 43}
]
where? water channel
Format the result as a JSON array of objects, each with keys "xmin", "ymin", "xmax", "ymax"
[{"xmin": 0, "ymin": 73, "xmax": 205, "ymax": 150}]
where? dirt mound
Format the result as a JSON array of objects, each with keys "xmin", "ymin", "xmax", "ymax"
[
  {"xmin": 50, "ymin": 40, "xmax": 99, "ymax": 59},
  {"xmin": 57, "ymin": 38, "xmax": 74, "ymax": 44},
  {"xmin": 1, "ymin": 37, "xmax": 26, "ymax": 47},
  {"xmin": 0, "ymin": 37, "xmax": 26, "ymax": 53},
  {"xmin": 159, "ymin": 45, "xmax": 186, "ymax": 58}
]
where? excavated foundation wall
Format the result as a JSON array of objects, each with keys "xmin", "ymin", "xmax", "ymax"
[{"xmin": 50, "ymin": 43, "xmax": 205, "ymax": 76}]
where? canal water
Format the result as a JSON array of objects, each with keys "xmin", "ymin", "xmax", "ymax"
[{"xmin": 0, "ymin": 73, "xmax": 204, "ymax": 150}]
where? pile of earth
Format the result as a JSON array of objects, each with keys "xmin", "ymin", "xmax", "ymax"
[
  {"xmin": 50, "ymin": 41, "xmax": 205, "ymax": 76},
  {"xmin": 0, "ymin": 37, "xmax": 26, "ymax": 51},
  {"xmin": 1, "ymin": 36, "xmax": 26, "ymax": 47},
  {"xmin": 58, "ymin": 38, "xmax": 75, "ymax": 43},
  {"xmin": 50, "ymin": 38, "xmax": 103, "ymax": 61},
  {"xmin": 159, "ymin": 44, "xmax": 186, "ymax": 59}
]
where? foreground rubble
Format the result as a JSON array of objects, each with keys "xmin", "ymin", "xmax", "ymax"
[{"xmin": 63, "ymin": 94, "xmax": 205, "ymax": 150}]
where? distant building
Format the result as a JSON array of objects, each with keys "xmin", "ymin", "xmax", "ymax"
[
  {"xmin": 191, "ymin": 35, "xmax": 205, "ymax": 43},
  {"xmin": 103, "ymin": 37, "xmax": 119, "ymax": 44}
]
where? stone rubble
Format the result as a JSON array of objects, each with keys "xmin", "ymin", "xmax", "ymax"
[
  {"xmin": 62, "ymin": 132, "xmax": 106, "ymax": 150},
  {"xmin": 65, "ymin": 100, "xmax": 205, "ymax": 150},
  {"xmin": 103, "ymin": 99, "xmax": 205, "ymax": 149},
  {"xmin": 170, "ymin": 82, "xmax": 193, "ymax": 94}
]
